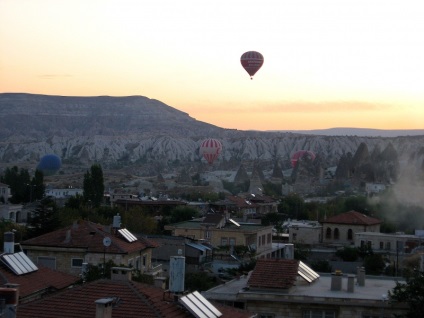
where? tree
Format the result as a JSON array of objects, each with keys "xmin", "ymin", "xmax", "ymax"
[
  {"xmin": 1, "ymin": 166, "xmax": 30, "ymax": 203},
  {"xmin": 83, "ymin": 164, "xmax": 105, "ymax": 207},
  {"xmin": 389, "ymin": 270, "xmax": 424, "ymax": 318},
  {"xmin": 27, "ymin": 196, "xmax": 61, "ymax": 238}
]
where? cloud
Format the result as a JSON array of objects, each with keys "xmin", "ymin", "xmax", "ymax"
[
  {"xmin": 38, "ymin": 74, "xmax": 73, "ymax": 79},
  {"xmin": 198, "ymin": 100, "xmax": 393, "ymax": 114}
]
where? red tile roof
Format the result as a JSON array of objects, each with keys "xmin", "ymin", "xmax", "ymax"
[
  {"xmin": 21, "ymin": 220, "xmax": 158, "ymax": 254},
  {"xmin": 248, "ymin": 258, "xmax": 299, "ymax": 290},
  {"xmin": 17, "ymin": 279, "xmax": 253, "ymax": 318},
  {"xmin": 0, "ymin": 264, "xmax": 79, "ymax": 301},
  {"xmin": 322, "ymin": 210, "xmax": 381, "ymax": 225}
]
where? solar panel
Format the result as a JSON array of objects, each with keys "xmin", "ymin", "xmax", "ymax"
[
  {"xmin": 1, "ymin": 252, "xmax": 38, "ymax": 275},
  {"xmin": 118, "ymin": 228, "xmax": 138, "ymax": 242},
  {"xmin": 179, "ymin": 291, "xmax": 222, "ymax": 318},
  {"xmin": 229, "ymin": 219, "xmax": 240, "ymax": 227},
  {"xmin": 298, "ymin": 261, "xmax": 319, "ymax": 283}
]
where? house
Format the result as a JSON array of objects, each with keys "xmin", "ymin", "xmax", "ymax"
[
  {"xmin": 282, "ymin": 219, "xmax": 322, "ymax": 245},
  {"xmin": 355, "ymin": 231, "xmax": 424, "ymax": 273},
  {"xmin": 0, "ymin": 203, "xmax": 25, "ymax": 223},
  {"xmin": 0, "ymin": 232, "xmax": 79, "ymax": 304},
  {"xmin": 0, "ymin": 182, "xmax": 11, "ymax": 203},
  {"xmin": 321, "ymin": 210, "xmax": 381, "ymax": 246},
  {"xmin": 45, "ymin": 187, "xmax": 83, "ymax": 199},
  {"xmin": 146, "ymin": 235, "xmax": 213, "ymax": 271},
  {"xmin": 203, "ymin": 258, "xmax": 408, "ymax": 318},
  {"xmin": 17, "ymin": 267, "xmax": 254, "ymax": 318},
  {"xmin": 20, "ymin": 219, "xmax": 160, "ymax": 276},
  {"xmin": 164, "ymin": 213, "xmax": 275, "ymax": 258}
]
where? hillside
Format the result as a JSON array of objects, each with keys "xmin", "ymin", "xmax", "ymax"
[{"xmin": 0, "ymin": 93, "xmax": 423, "ymax": 176}]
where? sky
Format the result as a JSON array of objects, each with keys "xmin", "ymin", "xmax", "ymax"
[{"xmin": 1, "ymin": 0, "xmax": 423, "ymax": 131}]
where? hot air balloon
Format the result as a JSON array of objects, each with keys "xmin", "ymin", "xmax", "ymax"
[
  {"xmin": 37, "ymin": 154, "xmax": 62, "ymax": 175},
  {"xmin": 240, "ymin": 51, "xmax": 264, "ymax": 79},
  {"xmin": 291, "ymin": 150, "xmax": 315, "ymax": 168},
  {"xmin": 199, "ymin": 138, "xmax": 222, "ymax": 165}
]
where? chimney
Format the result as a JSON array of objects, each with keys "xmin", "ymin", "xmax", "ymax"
[
  {"xmin": 3, "ymin": 232, "xmax": 14, "ymax": 254},
  {"xmin": 95, "ymin": 298, "xmax": 113, "ymax": 318},
  {"xmin": 330, "ymin": 270, "xmax": 342, "ymax": 291},
  {"xmin": 154, "ymin": 276, "xmax": 167, "ymax": 289},
  {"xmin": 347, "ymin": 274, "xmax": 355, "ymax": 293},
  {"xmin": 357, "ymin": 267, "xmax": 365, "ymax": 286},
  {"xmin": 0, "ymin": 287, "xmax": 19, "ymax": 318},
  {"xmin": 64, "ymin": 230, "xmax": 71, "ymax": 243}
]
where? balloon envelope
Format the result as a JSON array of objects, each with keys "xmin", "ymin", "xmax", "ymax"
[
  {"xmin": 291, "ymin": 150, "xmax": 315, "ymax": 168},
  {"xmin": 199, "ymin": 139, "xmax": 222, "ymax": 165},
  {"xmin": 37, "ymin": 154, "xmax": 62, "ymax": 175},
  {"xmin": 240, "ymin": 51, "xmax": 264, "ymax": 79}
]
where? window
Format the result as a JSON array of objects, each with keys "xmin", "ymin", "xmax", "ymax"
[
  {"xmin": 303, "ymin": 310, "xmax": 335, "ymax": 318},
  {"xmin": 71, "ymin": 258, "xmax": 84, "ymax": 268},
  {"xmin": 261, "ymin": 235, "xmax": 265, "ymax": 245},
  {"xmin": 386, "ymin": 242, "xmax": 391, "ymax": 250},
  {"xmin": 267, "ymin": 233, "xmax": 271, "ymax": 244},
  {"xmin": 142, "ymin": 254, "xmax": 147, "ymax": 267},
  {"xmin": 38, "ymin": 256, "xmax": 56, "ymax": 270},
  {"xmin": 380, "ymin": 242, "xmax": 384, "ymax": 249},
  {"xmin": 221, "ymin": 237, "xmax": 228, "ymax": 246},
  {"xmin": 205, "ymin": 231, "xmax": 211, "ymax": 239},
  {"xmin": 347, "ymin": 229, "xmax": 353, "ymax": 240},
  {"xmin": 135, "ymin": 256, "xmax": 141, "ymax": 270},
  {"xmin": 334, "ymin": 228, "xmax": 340, "ymax": 240},
  {"xmin": 326, "ymin": 228, "xmax": 331, "ymax": 239},
  {"xmin": 229, "ymin": 238, "xmax": 236, "ymax": 246}
]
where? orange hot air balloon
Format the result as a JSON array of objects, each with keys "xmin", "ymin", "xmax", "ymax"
[
  {"xmin": 240, "ymin": 51, "xmax": 264, "ymax": 79},
  {"xmin": 199, "ymin": 138, "xmax": 222, "ymax": 165}
]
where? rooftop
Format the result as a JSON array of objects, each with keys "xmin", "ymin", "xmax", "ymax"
[
  {"xmin": 21, "ymin": 220, "xmax": 158, "ymax": 254},
  {"xmin": 322, "ymin": 210, "xmax": 381, "ymax": 226},
  {"xmin": 17, "ymin": 279, "xmax": 253, "ymax": 318}
]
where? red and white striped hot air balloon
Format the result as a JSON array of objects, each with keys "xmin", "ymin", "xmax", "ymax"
[
  {"xmin": 240, "ymin": 51, "xmax": 264, "ymax": 79},
  {"xmin": 199, "ymin": 138, "xmax": 222, "ymax": 165}
]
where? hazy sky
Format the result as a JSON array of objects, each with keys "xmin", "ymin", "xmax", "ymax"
[{"xmin": 1, "ymin": 0, "xmax": 423, "ymax": 131}]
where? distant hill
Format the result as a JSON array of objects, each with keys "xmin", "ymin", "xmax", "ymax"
[
  {"xmin": 271, "ymin": 128, "xmax": 424, "ymax": 137},
  {"xmin": 0, "ymin": 93, "xmax": 423, "ymax": 174}
]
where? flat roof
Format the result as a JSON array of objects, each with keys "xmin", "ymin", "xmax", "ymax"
[{"xmin": 203, "ymin": 272, "xmax": 404, "ymax": 302}]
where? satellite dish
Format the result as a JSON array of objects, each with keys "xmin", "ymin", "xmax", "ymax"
[{"xmin": 103, "ymin": 237, "xmax": 111, "ymax": 247}]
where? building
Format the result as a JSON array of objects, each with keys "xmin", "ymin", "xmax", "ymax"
[
  {"xmin": 203, "ymin": 258, "xmax": 408, "ymax": 318},
  {"xmin": 0, "ymin": 182, "xmax": 11, "ymax": 203},
  {"xmin": 21, "ymin": 219, "xmax": 160, "ymax": 276},
  {"xmin": 365, "ymin": 182, "xmax": 387, "ymax": 196},
  {"xmin": 321, "ymin": 210, "xmax": 381, "ymax": 246},
  {"xmin": 282, "ymin": 219, "xmax": 322, "ymax": 245},
  {"xmin": 17, "ymin": 267, "xmax": 254, "ymax": 318},
  {"xmin": 147, "ymin": 235, "xmax": 213, "ymax": 271},
  {"xmin": 45, "ymin": 187, "xmax": 83, "ymax": 199},
  {"xmin": 164, "ymin": 213, "xmax": 275, "ymax": 258},
  {"xmin": 355, "ymin": 231, "xmax": 424, "ymax": 272},
  {"xmin": 0, "ymin": 232, "xmax": 79, "ymax": 304}
]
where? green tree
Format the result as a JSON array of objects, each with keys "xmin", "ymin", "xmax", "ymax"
[
  {"xmin": 278, "ymin": 194, "xmax": 307, "ymax": 220},
  {"xmin": 389, "ymin": 270, "xmax": 424, "ymax": 318},
  {"xmin": 27, "ymin": 196, "xmax": 61, "ymax": 238},
  {"xmin": 32, "ymin": 169, "xmax": 45, "ymax": 201},
  {"xmin": 335, "ymin": 246, "xmax": 359, "ymax": 262},
  {"xmin": 83, "ymin": 164, "xmax": 105, "ymax": 207},
  {"xmin": 1, "ymin": 166, "xmax": 31, "ymax": 203},
  {"xmin": 121, "ymin": 207, "xmax": 158, "ymax": 234},
  {"xmin": 363, "ymin": 254, "xmax": 385, "ymax": 275}
]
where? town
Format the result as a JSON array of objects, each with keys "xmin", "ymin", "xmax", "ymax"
[{"xmin": 0, "ymin": 157, "xmax": 423, "ymax": 318}]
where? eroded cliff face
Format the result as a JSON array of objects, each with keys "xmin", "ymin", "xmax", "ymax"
[{"xmin": 0, "ymin": 93, "xmax": 423, "ymax": 177}]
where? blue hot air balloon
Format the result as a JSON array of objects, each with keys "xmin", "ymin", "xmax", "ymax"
[{"xmin": 37, "ymin": 154, "xmax": 62, "ymax": 175}]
